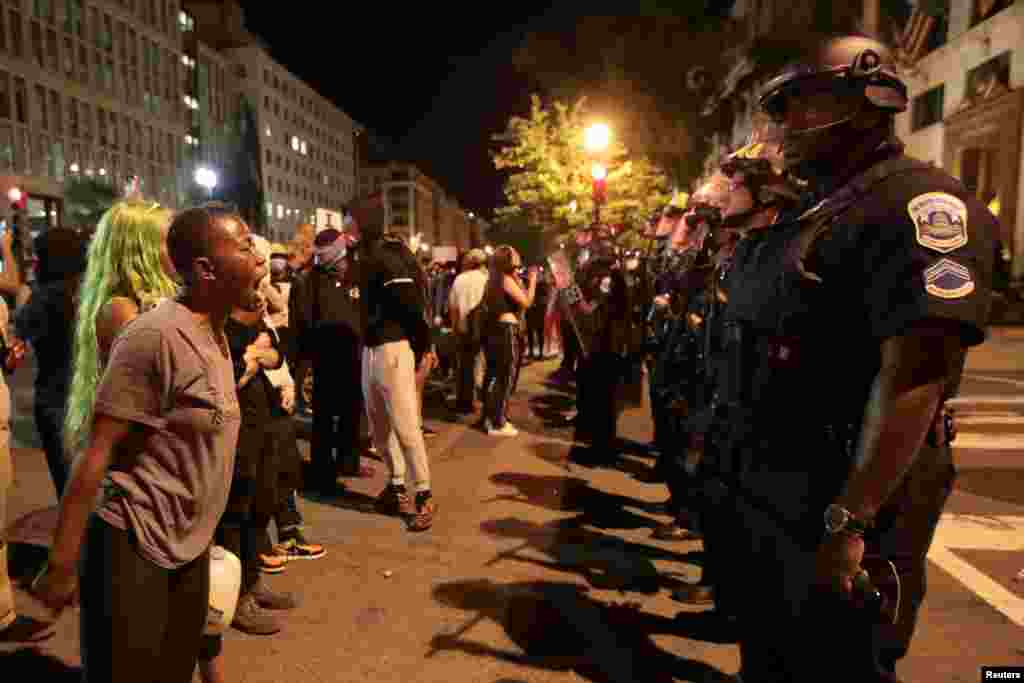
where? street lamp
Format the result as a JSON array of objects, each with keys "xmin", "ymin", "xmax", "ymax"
[
  {"xmin": 584, "ymin": 123, "xmax": 611, "ymax": 154},
  {"xmin": 194, "ymin": 166, "xmax": 218, "ymax": 199}
]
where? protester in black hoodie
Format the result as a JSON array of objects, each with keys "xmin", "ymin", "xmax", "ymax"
[{"xmin": 15, "ymin": 227, "xmax": 88, "ymax": 497}]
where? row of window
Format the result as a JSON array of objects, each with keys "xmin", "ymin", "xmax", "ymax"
[
  {"xmin": 0, "ymin": 119, "xmax": 177, "ymax": 201},
  {"xmin": 23, "ymin": 0, "xmax": 184, "ymax": 43},
  {"xmin": 0, "ymin": 69, "xmax": 182, "ymax": 168},
  {"xmin": 261, "ymin": 102, "xmax": 351, "ymax": 176},
  {"xmin": 264, "ymin": 173, "xmax": 352, "ymax": 208},
  {"xmin": 910, "ymin": 50, "xmax": 1013, "ymax": 131},
  {"xmin": 262, "ymin": 140, "xmax": 352, "ymax": 191},
  {"xmin": 264, "ymin": 200, "xmax": 319, "ymax": 223},
  {"xmin": 0, "ymin": 6, "xmax": 229, "ymax": 131},
  {"xmin": 261, "ymin": 67, "xmax": 351, "ymax": 158}
]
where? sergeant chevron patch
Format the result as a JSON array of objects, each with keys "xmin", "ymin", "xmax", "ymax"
[
  {"xmin": 908, "ymin": 192, "xmax": 968, "ymax": 253},
  {"xmin": 924, "ymin": 258, "xmax": 975, "ymax": 299}
]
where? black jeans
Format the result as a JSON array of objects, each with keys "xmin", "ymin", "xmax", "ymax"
[
  {"xmin": 573, "ymin": 353, "xmax": 622, "ymax": 461},
  {"xmin": 559, "ymin": 317, "xmax": 580, "ymax": 373},
  {"xmin": 311, "ymin": 360, "xmax": 363, "ymax": 482},
  {"xmin": 454, "ymin": 334, "xmax": 481, "ymax": 412},
  {"xmin": 483, "ymin": 322, "xmax": 519, "ymax": 429},
  {"xmin": 80, "ymin": 516, "xmax": 209, "ymax": 683},
  {"xmin": 34, "ymin": 400, "xmax": 67, "ymax": 498},
  {"xmin": 525, "ymin": 311, "xmax": 545, "ymax": 357}
]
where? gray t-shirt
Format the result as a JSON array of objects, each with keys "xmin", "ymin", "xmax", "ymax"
[{"xmin": 95, "ymin": 299, "xmax": 240, "ymax": 569}]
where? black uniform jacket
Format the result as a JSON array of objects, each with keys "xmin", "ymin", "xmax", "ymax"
[
  {"xmin": 289, "ymin": 256, "xmax": 363, "ymax": 374},
  {"xmin": 715, "ymin": 147, "xmax": 996, "ymax": 527}
]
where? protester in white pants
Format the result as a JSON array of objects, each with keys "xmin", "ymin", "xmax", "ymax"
[{"xmin": 352, "ymin": 202, "xmax": 436, "ymax": 531}]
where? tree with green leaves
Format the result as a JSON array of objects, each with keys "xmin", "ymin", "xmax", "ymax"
[
  {"xmin": 492, "ymin": 94, "xmax": 673, "ymax": 251},
  {"xmin": 511, "ymin": 13, "xmax": 744, "ymax": 191}
]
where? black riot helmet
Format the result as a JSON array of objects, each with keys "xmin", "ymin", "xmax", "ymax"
[{"xmin": 758, "ymin": 35, "xmax": 907, "ymax": 174}]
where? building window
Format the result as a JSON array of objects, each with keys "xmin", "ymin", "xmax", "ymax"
[
  {"xmin": 911, "ymin": 85, "xmax": 944, "ymax": 131},
  {"xmin": 971, "ymin": 0, "xmax": 1013, "ymax": 27},
  {"xmin": 13, "ymin": 77, "xmax": 26, "ymax": 124},
  {"xmin": 34, "ymin": 84, "xmax": 47, "ymax": 130},
  {"xmin": 31, "ymin": 20, "xmax": 42, "ymax": 66},
  {"xmin": 9, "ymin": 11, "xmax": 21, "ymax": 58},
  {"xmin": 63, "ymin": 0, "xmax": 81, "ymax": 37},
  {"xmin": 46, "ymin": 28, "xmax": 57, "ymax": 71},
  {"xmin": 964, "ymin": 51, "xmax": 1011, "ymax": 105},
  {"xmin": 49, "ymin": 89, "xmax": 60, "ymax": 134}
]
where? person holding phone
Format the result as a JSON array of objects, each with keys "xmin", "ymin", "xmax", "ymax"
[{"xmin": 481, "ymin": 246, "xmax": 537, "ymax": 437}]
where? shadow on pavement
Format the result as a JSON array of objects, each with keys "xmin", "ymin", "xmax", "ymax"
[
  {"xmin": 953, "ymin": 468, "xmax": 1024, "ymax": 507},
  {"xmin": 480, "ymin": 517, "xmax": 694, "ymax": 594},
  {"xmin": 299, "ymin": 487, "xmax": 381, "ymax": 515},
  {"xmin": 485, "ymin": 471, "xmax": 671, "ymax": 531},
  {"xmin": 429, "ymin": 578, "xmax": 734, "ymax": 683},
  {"xmin": 0, "ymin": 650, "xmax": 81, "ymax": 681}
]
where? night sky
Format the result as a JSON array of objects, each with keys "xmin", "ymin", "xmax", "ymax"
[{"xmin": 238, "ymin": 6, "xmax": 577, "ymax": 220}]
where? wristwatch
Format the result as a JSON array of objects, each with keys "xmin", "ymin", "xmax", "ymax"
[{"xmin": 824, "ymin": 504, "xmax": 873, "ymax": 537}]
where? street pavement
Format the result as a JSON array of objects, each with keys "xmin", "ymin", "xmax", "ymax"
[{"xmin": 1, "ymin": 328, "xmax": 1022, "ymax": 682}]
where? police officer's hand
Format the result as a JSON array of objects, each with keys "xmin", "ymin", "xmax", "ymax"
[{"xmin": 814, "ymin": 532, "xmax": 865, "ymax": 598}]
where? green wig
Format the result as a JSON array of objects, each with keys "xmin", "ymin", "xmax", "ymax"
[{"xmin": 64, "ymin": 199, "xmax": 179, "ymax": 453}]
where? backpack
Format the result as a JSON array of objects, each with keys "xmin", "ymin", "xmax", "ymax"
[{"xmin": 464, "ymin": 297, "xmax": 489, "ymax": 347}]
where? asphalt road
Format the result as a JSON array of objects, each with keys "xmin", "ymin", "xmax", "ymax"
[{"xmin": 1, "ymin": 329, "xmax": 1022, "ymax": 682}]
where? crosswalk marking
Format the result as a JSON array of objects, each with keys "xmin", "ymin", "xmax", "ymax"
[{"xmin": 929, "ymin": 514, "xmax": 1024, "ymax": 628}]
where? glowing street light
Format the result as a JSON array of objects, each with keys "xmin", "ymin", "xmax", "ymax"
[
  {"xmin": 7, "ymin": 188, "xmax": 22, "ymax": 203},
  {"xmin": 195, "ymin": 166, "xmax": 218, "ymax": 199},
  {"xmin": 584, "ymin": 123, "xmax": 611, "ymax": 154}
]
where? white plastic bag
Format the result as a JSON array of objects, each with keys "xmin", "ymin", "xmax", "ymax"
[{"xmin": 205, "ymin": 546, "xmax": 241, "ymax": 635}]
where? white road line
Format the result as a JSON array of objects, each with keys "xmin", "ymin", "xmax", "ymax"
[
  {"xmin": 952, "ymin": 433, "xmax": 1024, "ymax": 450},
  {"xmin": 929, "ymin": 514, "xmax": 1024, "ymax": 628},
  {"xmin": 949, "ymin": 396, "xmax": 1024, "ymax": 408},
  {"xmin": 957, "ymin": 416, "xmax": 1024, "ymax": 425},
  {"xmin": 963, "ymin": 374, "xmax": 1024, "ymax": 388}
]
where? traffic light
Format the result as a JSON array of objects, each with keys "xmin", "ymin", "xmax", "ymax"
[
  {"xmin": 592, "ymin": 178, "xmax": 607, "ymax": 203},
  {"xmin": 7, "ymin": 187, "xmax": 26, "ymax": 211}
]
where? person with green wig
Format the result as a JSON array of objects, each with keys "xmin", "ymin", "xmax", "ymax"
[{"xmin": 62, "ymin": 199, "xmax": 180, "ymax": 457}]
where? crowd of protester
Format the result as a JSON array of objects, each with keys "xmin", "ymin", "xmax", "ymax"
[{"xmin": 0, "ymin": 181, "xmax": 569, "ymax": 682}]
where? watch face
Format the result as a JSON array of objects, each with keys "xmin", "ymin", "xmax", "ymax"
[{"xmin": 824, "ymin": 505, "xmax": 849, "ymax": 533}]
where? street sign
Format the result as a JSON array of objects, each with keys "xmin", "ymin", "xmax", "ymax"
[{"xmin": 928, "ymin": 514, "xmax": 1024, "ymax": 627}]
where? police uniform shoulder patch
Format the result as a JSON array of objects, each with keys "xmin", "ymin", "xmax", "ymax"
[
  {"xmin": 924, "ymin": 258, "xmax": 975, "ymax": 300},
  {"xmin": 908, "ymin": 192, "xmax": 968, "ymax": 253}
]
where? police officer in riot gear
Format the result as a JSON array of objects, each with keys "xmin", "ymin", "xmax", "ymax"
[
  {"xmin": 568, "ymin": 241, "xmax": 632, "ymax": 466},
  {"xmin": 673, "ymin": 138, "xmax": 802, "ymax": 619},
  {"xmin": 711, "ymin": 35, "xmax": 995, "ymax": 682}
]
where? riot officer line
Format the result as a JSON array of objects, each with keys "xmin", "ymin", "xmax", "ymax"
[{"xmin": 541, "ymin": 33, "xmax": 998, "ymax": 683}]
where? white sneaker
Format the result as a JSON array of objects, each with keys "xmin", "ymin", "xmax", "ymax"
[{"xmin": 488, "ymin": 423, "xmax": 519, "ymax": 437}]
